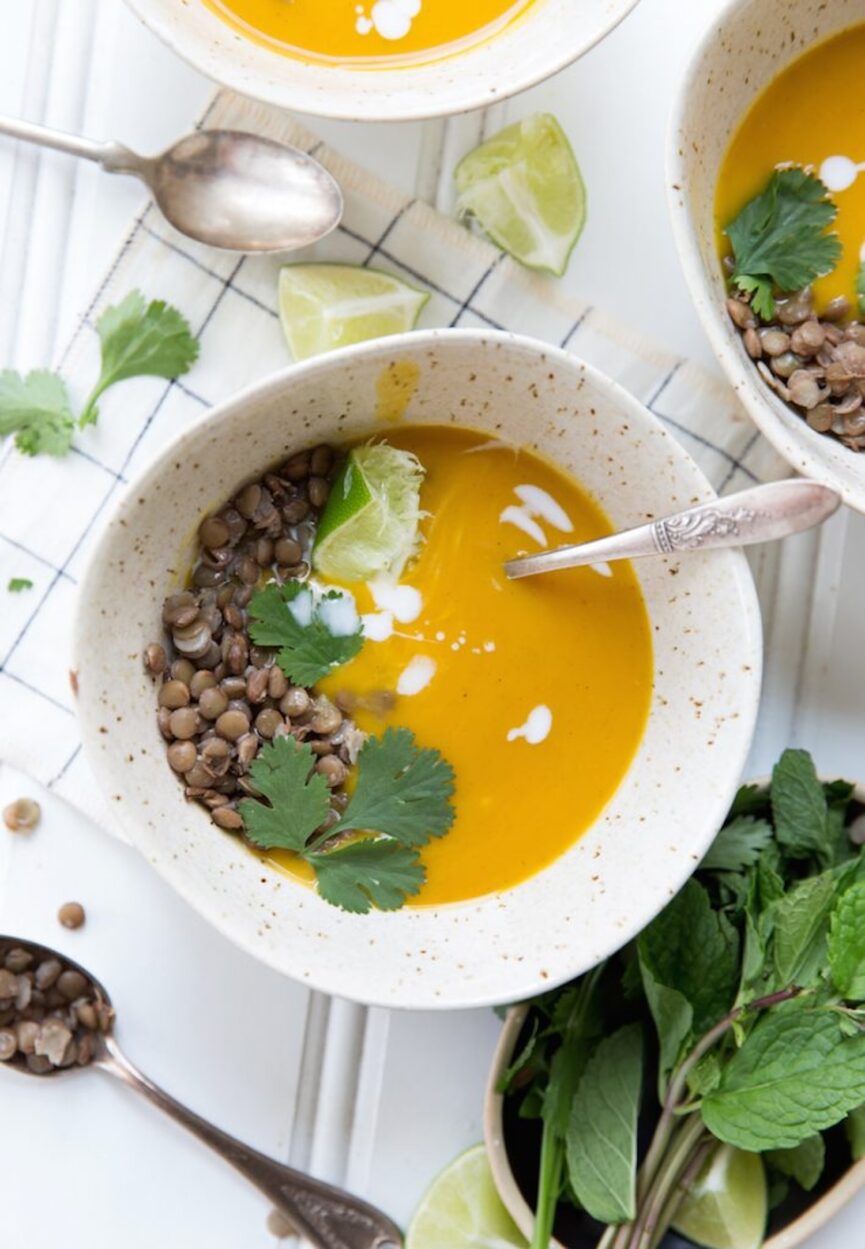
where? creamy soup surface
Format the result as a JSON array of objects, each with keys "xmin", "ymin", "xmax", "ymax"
[
  {"xmin": 265, "ymin": 425, "xmax": 653, "ymax": 905},
  {"xmin": 716, "ymin": 24, "xmax": 865, "ymax": 313},
  {"xmin": 202, "ymin": 0, "xmax": 535, "ymax": 64}
]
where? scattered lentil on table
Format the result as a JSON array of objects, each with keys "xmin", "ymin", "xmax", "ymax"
[
  {"xmin": 3, "ymin": 798, "xmax": 41, "ymax": 833},
  {"xmin": 146, "ymin": 444, "xmax": 368, "ymax": 841},
  {"xmin": 58, "ymin": 903, "xmax": 86, "ymax": 931}
]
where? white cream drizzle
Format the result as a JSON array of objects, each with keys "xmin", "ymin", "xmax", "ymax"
[
  {"xmin": 507, "ymin": 704, "xmax": 553, "ymax": 746},
  {"xmin": 500, "ymin": 483, "xmax": 574, "ymax": 547},
  {"xmin": 396, "ymin": 654, "xmax": 437, "ymax": 696},
  {"xmin": 369, "ymin": 578, "xmax": 422, "ymax": 623},
  {"xmin": 317, "ymin": 592, "xmax": 361, "ymax": 638},
  {"xmin": 355, "ymin": 0, "xmax": 421, "ymax": 40},
  {"xmin": 819, "ymin": 154, "xmax": 865, "ymax": 193}
]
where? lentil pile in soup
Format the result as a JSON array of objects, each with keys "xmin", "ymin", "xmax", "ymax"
[
  {"xmin": 201, "ymin": 0, "xmax": 535, "ymax": 65},
  {"xmin": 716, "ymin": 26, "xmax": 865, "ymax": 451},
  {"xmin": 147, "ymin": 425, "xmax": 652, "ymax": 909}
]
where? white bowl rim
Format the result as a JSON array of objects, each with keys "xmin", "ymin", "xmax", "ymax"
[
  {"xmin": 73, "ymin": 326, "xmax": 763, "ymax": 1010},
  {"xmin": 123, "ymin": 0, "xmax": 643, "ymax": 123},
  {"xmin": 666, "ymin": 0, "xmax": 865, "ymax": 514}
]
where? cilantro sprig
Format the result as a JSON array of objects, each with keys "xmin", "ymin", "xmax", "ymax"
[
  {"xmin": 238, "ymin": 728, "xmax": 455, "ymax": 913},
  {"xmin": 504, "ymin": 749, "xmax": 865, "ymax": 1248},
  {"xmin": 247, "ymin": 581, "xmax": 364, "ymax": 686},
  {"xmin": 725, "ymin": 168, "xmax": 842, "ymax": 320},
  {"xmin": 0, "ymin": 289, "xmax": 198, "ymax": 457},
  {"xmin": 7, "ymin": 578, "xmax": 33, "ymax": 592}
]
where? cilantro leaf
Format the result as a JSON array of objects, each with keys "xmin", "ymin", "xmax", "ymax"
[
  {"xmin": 7, "ymin": 578, "xmax": 33, "ymax": 593},
  {"xmin": 725, "ymin": 169, "xmax": 841, "ymax": 320},
  {"xmin": 829, "ymin": 879, "xmax": 865, "ymax": 1000},
  {"xmin": 772, "ymin": 748, "xmax": 831, "ymax": 864},
  {"xmin": 565, "ymin": 1023, "xmax": 643, "ymax": 1224},
  {"xmin": 80, "ymin": 290, "xmax": 199, "ymax": 427},
  {"xmin": 307, "ymin": 840, "xmax": 424, "ymax": 913},
  {"xmin": 638, "ymin": 956, "xmax": 693, "ymax": 1096},
  {"xmin": 0, "ymin": 370, "xmax": 74, "ymax": 456},
  {"xmin": 248, "ymin": 581, "xmax": 364, "ymax": 686},
  {"xmin": 766, "ymin": 1134, "xmax": 825, "ymax": 1192},
  {"xmin": 239, "ymin": 736, "xmax": 330, "ymax": 852},
  {"xmin": 700, "ymin": 815, "xmax": 774, "ymax": 873},
  {"xmin": 332, "ymin": 726, "xmax": 455, "ymax": 846},
  {"xmin": 702, "ymin": 998, "xmax": 865, "ymax": 1151}
]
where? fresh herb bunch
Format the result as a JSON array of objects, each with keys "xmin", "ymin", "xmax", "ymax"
[
  {"xmin": 503, "ymin": 749, "xmax": 865, "ymax": 1249},
  {"xmin": 724, "ymin": 168, "xmax": 841, "ymax": 320},
  {"xmin": 0, "ymin": 289, "xmax": 198, "ymax": 456},
  {"xmin": 239, "ymin": 727, "xmax": 455, "ymax": 913}
]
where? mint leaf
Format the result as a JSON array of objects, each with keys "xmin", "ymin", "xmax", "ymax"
[
  {"xmin": 638, "ymin": 955, "xmax": 693, "ymax": 1095},
  {"xmin": 772, "ymin": 748, "xmax": 830, "ymax": 864},
  {"xmin": 639, "ymin": 879, "xmax": 740, "ymax": 1036},
  {"xmin": 0, "ymin": 369, "xmax": 74, "ymax": 457},
  {"xmin": 496, "ymin": 1017, "xmax": 541, "ymax": 1095},
  {"xmin": 702, "ymin": 999, "xmax": 865, "ymax": 1151},
  {"xmin": 332, "ymin": 726, "xmax": 455, "ymax": 847},
  {"xmin": 239, "ymin": 736, "xmax": 330, "ymax": 852},
  {"xmin": 248, "ymin": 581, "xmax": 364, "ymax": 686},
  {"xmin": 725, "ymin": 169, "xmax": 841, "ymax": 320},
  {"xmin": 701, "ymin": 816, "xmax": 774, "ymax": 873},
  {"xmin": 307, "ymin": 839, "xmax": 424, "ymax": 913},
  {"xmin": 766, "ymin": 1134, "xmax": 825, "ymax": 1192},
  {"xmin": 773, "ymin": 871, "xmax": 836, "ymax": 986},
  {"xmin": 829, "ymin": 880, "xmax": 865, "ymax": 999},
  {"xmin": 7, "ymin": 578, "xmax": 33, "ymax": 593},
  {"xmin": 566, "ymin": 1024, "xmax": 643, "ymax": 1224},
  {"xmin": 80, "ymin": 290, "xmax": 199, "ymax": 427},
  {"xmin": 847, "ymin": 1104, "xmax": 865, "ymax": 1159}
]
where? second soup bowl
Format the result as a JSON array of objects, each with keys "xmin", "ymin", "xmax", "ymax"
[{"xmin": 74, "ymin": 330, "xmax": 761, "ymax": 1009}]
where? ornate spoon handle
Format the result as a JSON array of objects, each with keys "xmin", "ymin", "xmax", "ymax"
[
  {"xmin": 504, "ymin": 479, "xmax": 840, "ymax": 580},
  {"xmin": 98, "ymin": 1037, "xmax": 402, "ymax": 1249}
]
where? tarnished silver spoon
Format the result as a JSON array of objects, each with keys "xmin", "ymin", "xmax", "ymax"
[
  {"xmin": 505, "ymin": 479, "xmax": 841, "ymax": 580},
  {"xmin": 0, "ymin": 115, "xmax": 343, "ymax": 252},
  {"xmin": 0, "ymin": 935, "xmax": 400, "ymax": 1249}
]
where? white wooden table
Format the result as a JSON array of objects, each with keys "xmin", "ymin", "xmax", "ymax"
[{"xmin": 1, "ymin": 1, "xmax": 863, "ymax": 1245}]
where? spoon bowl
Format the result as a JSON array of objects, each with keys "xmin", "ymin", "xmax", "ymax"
[{"xmin": 146, "ymin": 130, "xmax": 344, "ymax": 252}]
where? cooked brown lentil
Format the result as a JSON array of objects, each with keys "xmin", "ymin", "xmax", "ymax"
[
  {"xmin": 0, "ymin": 939, "xmax": 112, "ymax": 1072},
  {"xmin": 727, "ymin": 287, "xmax": 865, "ymax": 450},
  {"xmin": 58, "ymin": 903, "xmax": 86, "ymax": 930},
  {"xmin": 145, "ymin": 445, "xmax": 369, "ymax": 846},
  {"xmin": 3, "ymin": 798, "xmax": 41, "ymax": 833}
]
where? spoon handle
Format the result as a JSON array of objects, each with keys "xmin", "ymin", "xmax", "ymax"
[
  {"xmin": 0, "ymin": 113, "xmax": 141, "ymax": 174},
  {"xmin": 98, "ymin": 1037, "xmax": 402, "ymax": 1249},
  {"xmin": 504, "ymin": 479, "xmax": 840, "ymax": 580}
]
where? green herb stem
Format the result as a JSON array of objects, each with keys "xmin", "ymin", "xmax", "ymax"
[
  {"xmin": 644, "ymin": 1136, "xmax": 716, "ymax": 1249},
  {"xmin": 532, "ymin": 1128, "xmax": 565, "ymax": 1249},
  {"xmin": 627, "ymin": 1115, "xmax": 707, "ymax": 1249}
]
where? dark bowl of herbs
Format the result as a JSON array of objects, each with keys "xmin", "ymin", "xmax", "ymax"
[{"xmin": 485, "ymin": 748, "xmax": 865, "ymax": 1249}]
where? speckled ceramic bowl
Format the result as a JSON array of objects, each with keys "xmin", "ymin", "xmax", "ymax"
[
  {"xmin": 74, "ymin": 329, "xmax": 761, "ymax": 1009},
  {"xmin": 123, "ymin": 0, "xmax": 642, "ymax": 122},
  {"xmin": 669, "ymin": 0, "xmax": 865, "ymax": 514},
  {"xmin": 486, "ymin": 1000, "xmax": 865, "ymax": 1248}
]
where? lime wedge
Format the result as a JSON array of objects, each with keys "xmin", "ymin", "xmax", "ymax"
[
  {"xmin": 312, "ymin": 442, "xmax": 425, "ymax": 583},
  {"xmin": 277, "ymin": 263, "xmax": 429, "ymax": 361},
  {"xmin": 455, "ymin": 114, "xmax": 586, "ymax": 277},
  {"xmin": 673, "ymin": 1145, "xmax": 767, "ymax": 1249},
  {"xmin": 407, "ymin": 1145, "xmax": 528, "ymax": 1249}
]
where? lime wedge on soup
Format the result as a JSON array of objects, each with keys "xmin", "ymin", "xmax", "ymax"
[
  {"xmin": 407, "ymin": 1144, "xmax": 528, "ymax": 1249},
  {"xmin": 312, "ymin": 442, "xmax": 425, "ymax": 583},
  {"xmin": 278, "ymin": 263, "xmax": 429, "ymax": 361},
  {"xmin": 455, "ymin": 113, "xmax": 586, "ymax": 277},
  {"xmin": 673, "ymin": 1144, "xmax": 767, "ymax": 1249}
]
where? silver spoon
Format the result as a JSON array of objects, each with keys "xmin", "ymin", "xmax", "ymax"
[
  {"xmin": 505, "ymin": 479, "xmax": 840, "ymax": 580},
  {"xmin": 0, "ymin": 115, "xmax": 343, "ymax": 252},
  {"xmin": 0, "ymin": 935, "xmax": 400, "ymax": 1249}
]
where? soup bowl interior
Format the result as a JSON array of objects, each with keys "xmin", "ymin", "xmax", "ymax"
[
  {"xmin": 669, "ymin": 0, "xmax": 865, "ymax": 512},
  {"xmin": 74, "ymin": 330, "xmax": 761, "ymax": 1009},
  {"xmin": 123, "ymin": 0, "xmax": 641, "ymax": 122}
]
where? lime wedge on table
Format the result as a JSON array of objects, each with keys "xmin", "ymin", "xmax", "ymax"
[
  {"xmin": 407, "ymin": 1144, "xmax": 528, "ymax": 1249},
  {"xmin": 278, "ymin": 263, "xmax": 429, "ymax": 361},
  {"xmin": 673, "ymin": 1144, "xmax": 767, "ymax": 1249},
  {"xmin": 455, "ymin": 113, "xmax": 586, "ymax": 277},
  {"xmin": 312, "ymin": 442, "xmax": 425, "ymax": 583}
]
